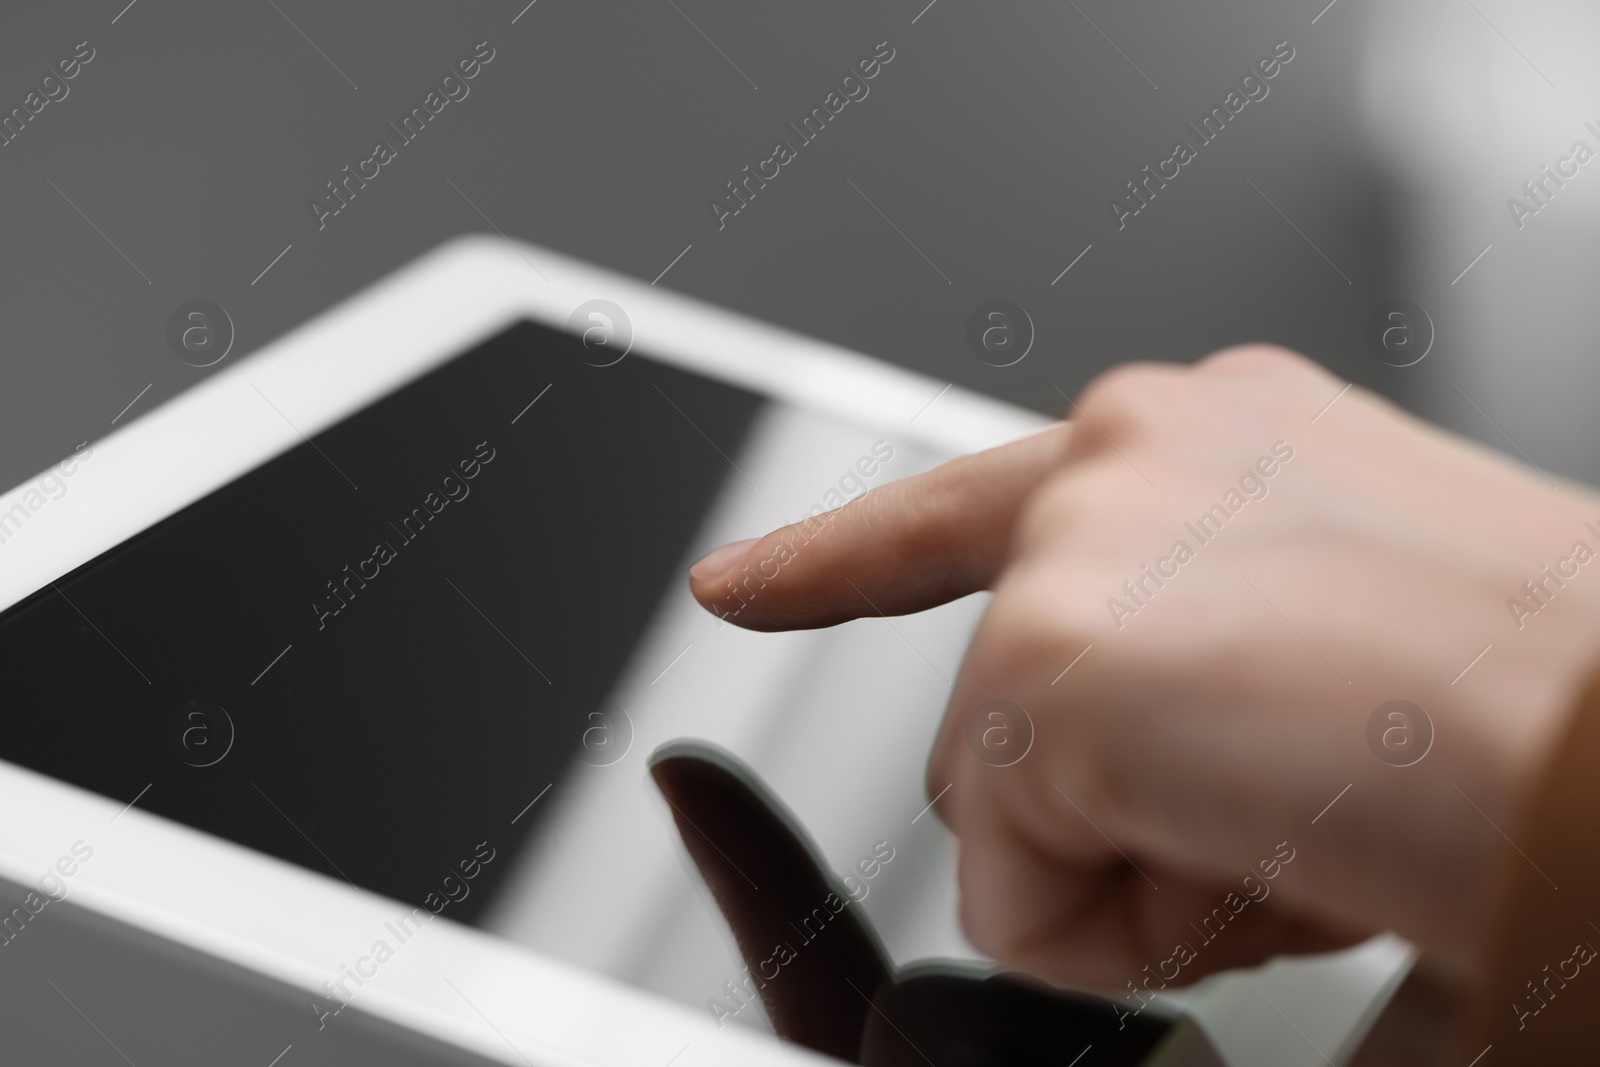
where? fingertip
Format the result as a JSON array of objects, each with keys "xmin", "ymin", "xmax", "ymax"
[
  {"xmin": 688, "ymin": 536, "xmax": 778, "ymax": 629},
  {"xmin": 689, "ymin": 537, "xmax": 759, "ymax": 583}
]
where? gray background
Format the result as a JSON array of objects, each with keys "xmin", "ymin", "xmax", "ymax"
[
  {"xmin": 1, "ymin": 0, "xmax": 1404, "ymax": 496},
  {"xmin": 2, "ymin": 0, "xmax": 1597, "ymax": 1062},
  {"xmin": 5, "ymin": 0, "xmax": 1596, "ymax": 495}
]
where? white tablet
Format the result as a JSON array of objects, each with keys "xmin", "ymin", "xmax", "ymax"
[{"xmin": 0, "ymin": 236, "xmax": 1409, "ymax": 1067}]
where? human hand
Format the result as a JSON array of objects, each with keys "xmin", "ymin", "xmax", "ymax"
[{"xmin": 687, "ymin": 345, "xmax": 1600, "ymax": 993}]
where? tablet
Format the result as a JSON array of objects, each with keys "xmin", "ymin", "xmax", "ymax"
[{"xmin": 0, "ymin": 236, "xmax": 1410, "ymax": 1067}]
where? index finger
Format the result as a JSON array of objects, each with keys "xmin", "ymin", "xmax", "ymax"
[{"xmin": 687, "ymin": 423, "xmax": 1069, "ymax": 631}]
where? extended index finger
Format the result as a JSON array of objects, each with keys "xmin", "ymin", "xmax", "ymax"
[{"xmin": 687, "ymin": 423, "xmax": 1069, "ymax": 631}]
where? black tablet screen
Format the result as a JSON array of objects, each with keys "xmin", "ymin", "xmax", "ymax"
[{"xmin": 0, "ymin": 319, "xmax": 762, "ymax": 925}]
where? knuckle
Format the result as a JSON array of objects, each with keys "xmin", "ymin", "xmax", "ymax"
[
  {"xmin": 1071, "ymin": 361, "xmax": 1183, "ymax": 424},
  {"xmin": 1196, "ymin": 343, "xmax": 1328, "ymax": 385},
  {"xmin": 1065, "ymin": 364, "xmax": 1193, "ymax": 468}
]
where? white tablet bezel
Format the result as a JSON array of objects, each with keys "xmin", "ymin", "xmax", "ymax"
[{"xmin": 0, "ymin": 235, "xmax": 1048, "ymax": 1067}]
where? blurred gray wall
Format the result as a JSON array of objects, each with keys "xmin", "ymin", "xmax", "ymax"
[{"xmin": 0, "ymin": 0, "xmax": 1404, "ymax": 497}]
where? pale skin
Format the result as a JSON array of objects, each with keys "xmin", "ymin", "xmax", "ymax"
[{"xmin": 688, "ymin": 345, "xmax": 1600, "ymax": 998}]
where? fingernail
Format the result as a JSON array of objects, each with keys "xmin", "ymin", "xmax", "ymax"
[{"xmin": 690, "ymin": 538, "xmax": 758, "ymax": 581}]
